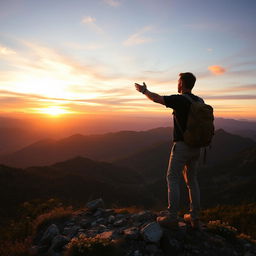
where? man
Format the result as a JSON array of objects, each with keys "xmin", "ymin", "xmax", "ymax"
[{"xmin": 135, "ymin": 72, "xmax": 202, "ymax": 229}]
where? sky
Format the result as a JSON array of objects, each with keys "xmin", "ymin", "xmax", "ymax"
[{"xmin": 0, "ymin": 0, "xmax": 256, "ymax": 123}]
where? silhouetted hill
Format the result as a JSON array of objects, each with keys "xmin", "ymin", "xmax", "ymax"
[
  {"xmin": 0, "ymin": 156, "xmax": 158, "ymax": 225},
  {"xmin": 214, "ymin": 118, "xmax": 256, "ymax": 140},
  {"xmin": 0, "ymin": 127, "xmax": 172, "ymax": 168},
  {"xmin": 114, "ymin": 130, "xmax": 256, "ymax": 208},
  {"xmin": 199, "ymin": 145, "xmax": 256, "ymax": 205},
  {"xmin": 115, "ymin": 129, "xmax": 256, "ymax": 178}
]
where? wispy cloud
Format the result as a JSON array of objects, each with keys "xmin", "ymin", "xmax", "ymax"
[
  {"xmin": 200, "ymin": 84, "xmax": 256, "ymax": 95},
  {"xmin": 123, "ymin": 26, "xmax": 153, "ymax": 46},
  {"xmin": 64, "ymin": 42, "xmax": 103, "ymax": 50},
  {"xmin": 0, "ymin": 44, "xmax": 16, "ymax": 55},
  {"xmin": 103, "ymin": 0, "xmax": 121, "ymax": 7},
  {"xmin": 204, "ymin": 95, "xmax": 256, "ymax": 100},
  {"xmin": 81, "ymin": 16, "xmax": 104, "ymax": 34},
  {"xmin": 208, "ymin": 65, "xmax": 226, "ymax": 75}
]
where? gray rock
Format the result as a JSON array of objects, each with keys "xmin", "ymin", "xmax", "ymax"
[
  {"xmin": 108, "ymin": 215, "xmax": 115, "ymax": 224},
  {"xmin": 96, "ymin": 217, "xmax": 105, "ymax": 223},
  {"xmin": 114, "ymin": 218, "xmax": 127, "ymax": 227},
  {"xmin": 123, "ymin": 227, "xmax": 140, "ymax": 240},
  {"xmin": 65, "ymin": 221, "xmax": 75, "ymax": 227},
  {"xmin": 40, "ymin": 224, "xmax": 60, "ymax": 245},
  {"xmin": 98, "ymin": 224, "xmax": 107, "ymax": 229},
  {"xmin": 80, "ymin": 219, "xmax": 91, "ymax": 228},
  {"xmin": 91, "ymin": 221, "xmax": 97, "ymax": 227},
  {"xmin": 105, "ymin": 209, "xmax": 115, "ymax": 214},
  {"xmin": 132, "ymin": 211, "xmax": 156, "ymax": 222},
  {"xmin": 141, "ymin": 222, "xmax": 163, "ymax": 243},
  {"xmin": 49, "ymin": 235, "xmax": 69, "ymax": 251},
  {"xmin": 93, "ymin": 208, "xmax": 103, "ymax": 217},
  {"xmin": 66, "ymin": 225, "xmax": 80, "ymax": 239},
  {"xmin": 133, "ymin": 250, "xmax": 142, "ymax": 256},
  {"xmin": 63, "ymin": 227, "xmax": 71, "ymax": 236},
  {"xmin": 86, "ymin": 198, "xmax": 104, "ymax": 211}
]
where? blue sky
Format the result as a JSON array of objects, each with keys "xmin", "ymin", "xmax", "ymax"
[{"xmin": 0, "ymin": 0, "xmax": 256, "ymax": 120}]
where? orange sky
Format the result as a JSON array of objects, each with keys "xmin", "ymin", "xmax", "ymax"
[{"xmin": 1, "ymin": 0, "xmax": 256, "ymax": 122}]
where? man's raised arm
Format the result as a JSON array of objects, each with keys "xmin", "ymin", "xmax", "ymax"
[{"xmin": 135, "ymin": 82, "xmax": 165, "ymax": 105}]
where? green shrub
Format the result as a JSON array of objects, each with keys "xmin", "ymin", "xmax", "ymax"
[{"xmin": 64, "ymin": 234, "xmax": 123, "ymax": 256}]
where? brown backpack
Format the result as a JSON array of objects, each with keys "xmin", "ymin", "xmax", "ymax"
[{"xmin": 180, "ymin": 94, "xmax": 214, "ymax": 147}]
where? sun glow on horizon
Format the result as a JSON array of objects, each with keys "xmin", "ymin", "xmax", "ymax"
[{"xmin": 35, "ymin": 106, "xmax": 73, "ymax": 116}]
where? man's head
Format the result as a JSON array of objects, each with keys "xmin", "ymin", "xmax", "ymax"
[{"xmin": 178, "ymin": 72, "xmax": 196, "ymax": 93}]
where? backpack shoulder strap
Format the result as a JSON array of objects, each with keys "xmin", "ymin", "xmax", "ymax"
[{"xmin": 182, "ymin": 94, "xmax": 204, "ymax": 103}]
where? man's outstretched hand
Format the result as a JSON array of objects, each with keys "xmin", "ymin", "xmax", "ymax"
[{"xmin": 135, "ymin": 82, "xmax": 147, "ymax": 93}]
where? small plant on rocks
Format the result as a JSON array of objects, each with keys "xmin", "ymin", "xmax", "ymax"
[
  {"xmin": 207, "ymin": 220, "xmax": 238, "ymax": 241},
  {"xmin": 64, "ymin": 234, "xmax": 122, "ymax": 256}
]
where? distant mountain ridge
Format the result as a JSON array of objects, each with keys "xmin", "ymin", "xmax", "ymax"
[
  {"xmin": 0, "ymin": 128, "xmax": 172, "ymax": 168},
  {"xmin": 0, "ymin": 156, "xmax": 156, "ymax": 224},
  {"xmin": 1, "ymin": 126, "xmax": 255, "ymax": 169},
  {"xmin": 0, "ymin": 116, "xmax": 255, "ymax": 155}
]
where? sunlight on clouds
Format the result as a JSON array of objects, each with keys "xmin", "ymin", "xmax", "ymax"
[
  {"xmin": 208, "ymin": 65, "xmax": 226, "ymax": 75},
  {"xmin": 103, "ymin": 0, "xmax": 121, "ymax": 7},
  {"xmin": 82, "ymin": 16, "xmax": 96, "ymax": 24},
  {"xmin": 0, "ymin": 39, "xmax": 255, "ymax": 120},
  {"xmin": 0, "ymin": 45, "xmax": 16, "ymax": 55},
  {"xmin": 123, "ymin": 26, "xmax": 153, "ymax": 46},
  {"xmin": 81, "ymin": 16, "xmax": 104, "ymax": 34}
]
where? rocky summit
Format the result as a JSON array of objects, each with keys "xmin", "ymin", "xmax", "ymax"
[{"xmin": 30, "ymin": 198, "xmax": 256, "ymax": 256}]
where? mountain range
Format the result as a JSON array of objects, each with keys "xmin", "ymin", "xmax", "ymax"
[
  {"xmin": 0, "ymin": 127, "xmax": 172, "ymax": 168},
  {"xmin": 0, "ymin": 126, "xmax": 255, "ymax": 226},
  {"xmin": 0, "ymin": 116, "xmax": 255, "ymax": 156}
]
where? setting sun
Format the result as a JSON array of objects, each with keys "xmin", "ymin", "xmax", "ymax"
[{"xmin": 37, "ymin": 106, "xmax": 72, "ymax": 116}]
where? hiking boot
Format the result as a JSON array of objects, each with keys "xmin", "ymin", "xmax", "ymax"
[
  {"xmin": 157, "ymin": 216, "xmax": 179, "ymax": 229},
  {"xmin": 184, "ymin": 214, "xmax": 201, "ymax": 230}
]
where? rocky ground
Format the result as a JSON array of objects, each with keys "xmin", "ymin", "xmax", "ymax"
[{"xmin": 30, "ymin": 198, "xmax": 256, "ymax": 256}]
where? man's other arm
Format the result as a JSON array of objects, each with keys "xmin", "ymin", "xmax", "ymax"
[{"xmin": 135, "ymin": 82, "xmax": 165, "ymax": 105}]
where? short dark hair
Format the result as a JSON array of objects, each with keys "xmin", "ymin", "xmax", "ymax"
[{"xmin": 179, "ymin": 72, "xmax": 196, "ymax": 90}]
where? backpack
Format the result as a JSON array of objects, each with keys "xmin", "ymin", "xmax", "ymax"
[{"xmin": 178, "ymin": 94, "xmax": 214, "ymax": 147}]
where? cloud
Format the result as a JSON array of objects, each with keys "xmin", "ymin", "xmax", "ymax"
[
  {"xmin": 199, "ymin": 84, "xmax": 256, "ymax": 95},
  {"xmin": 64, "ymin": 42, "xmax": 103, "ymax": 50},
  {"xmin": 81, "ymin": 16, "xmax": 103, "ymax": 34},
  {"xmin": 82, "ymin": 16, "xmax": 96, "ymax": 24},
  {"xmin": 123, "ymin": 26, "xmax": 153, "ymax": 46},
  {"xmin": 208, "ymin": 65, "xmax": 226, "ymax": 75},
  {"xmin": 103, "ymin": 0, "xmax": 121, "ymax": 7},
  {"xmin": 0, "ymin": 45, "xmax": 16, "ymax": 55},
  {"xmin": 204, "ymin": 95, "xmax": 256, "ymax": 100}
]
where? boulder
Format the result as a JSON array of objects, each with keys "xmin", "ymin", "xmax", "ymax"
[
  {"xmin": 108, "ymin": 215, "xmax": 115, "ymax": 224},
  {"xmin": 65, "ymin": 225, "xmax": 80, "ymax": 239},
  {"xmin": 86, "ymin": 198, "xmax": 104, "ymax": 211},
  {"xmin": 49, "ymin": 235, "xmax": 69, "ymax": 251},
  {"xmin": 141, "ymin": 222, "xmax": 163, "ymax": 243},
  {"xmin": 40, "ymin": 224, "xmax": 60, "ymax": 245},
  {"xmin": 131, "ymin": 211, "xmax": 156, "ymax": 223}
]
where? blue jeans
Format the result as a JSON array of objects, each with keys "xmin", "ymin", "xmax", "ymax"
[{"xmin": 166, "ymin": 141, "xmax": 201, "ymax": 220}]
